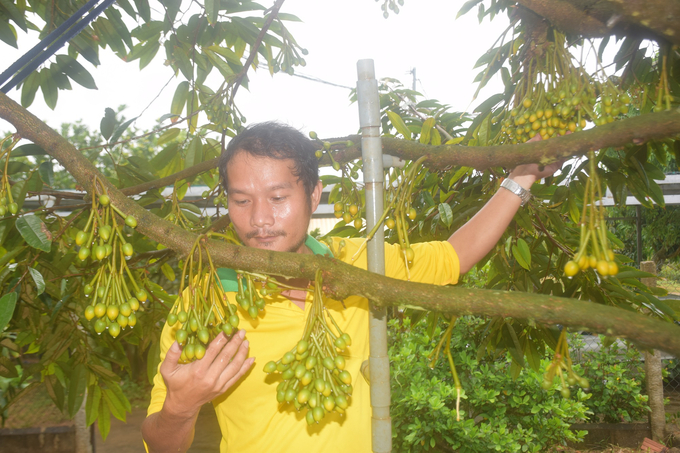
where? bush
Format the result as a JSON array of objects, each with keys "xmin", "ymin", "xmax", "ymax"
[
  {"xmin": 389, "ymin": 317, "xmax": 590, "ymax": 453},
  {"xmin": 576, "ymin": 337, "xmax": 650, "ymax": 423}
]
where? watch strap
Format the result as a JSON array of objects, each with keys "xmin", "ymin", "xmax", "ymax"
[{"xmin": 500, "ymin": 178, "xmax": 531, "ymax": 206}]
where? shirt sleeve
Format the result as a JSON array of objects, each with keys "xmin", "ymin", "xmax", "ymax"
[{"xmin": 336, "ymin": 238, "xmax": 460, "ymax": 286}]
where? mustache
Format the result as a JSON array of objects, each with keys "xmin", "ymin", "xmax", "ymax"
[{"xmin": 245, "ymin": 230, "xmax": 287, "ymax": 239}]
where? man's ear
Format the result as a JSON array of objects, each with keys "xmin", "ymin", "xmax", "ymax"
[{"xmin": 310, "ymin": 180, "xmax": 323, "ymax": 213}]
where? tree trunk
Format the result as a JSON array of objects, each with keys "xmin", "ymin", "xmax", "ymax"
[
  {"xmin": 641, "ymin": 261, "xmax": 666, "ymax": 441},
  {"xmin": 74, "ymin": 391, "xmax": 93, "ymax": 453}
]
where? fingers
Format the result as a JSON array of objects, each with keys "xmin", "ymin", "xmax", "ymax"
[
  {"xmin": 199, "ymin": 331, "xmax": 228, "ymax": 367},
  {"xmin": 160, "ymin": 341, "xmax": 182, "ymax": 377},
  {"xmin": 218, "ymin": 349, "xmax": 255, "ymax": 394},
  {"xmin": 205, "ymin": 330, "xmax": 247, "ymax": 381}
]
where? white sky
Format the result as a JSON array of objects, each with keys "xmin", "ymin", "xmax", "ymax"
[{"xmin": 1, "ymin": 0, "xmax": 509, "ymax": 138}]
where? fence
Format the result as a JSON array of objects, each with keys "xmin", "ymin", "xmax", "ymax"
[{"xmin": 567, "ymin": 260, "xmax": 680, "ymax": 441}]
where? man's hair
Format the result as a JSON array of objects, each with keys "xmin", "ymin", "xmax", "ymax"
[{"xmin": 219, "ymin": 122, "xmax": 319, "ymax": 197}]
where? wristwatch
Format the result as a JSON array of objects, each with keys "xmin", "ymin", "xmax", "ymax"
[{"xmin": 500, "ymin": 178, "xmax": 532, "ymax": 206}]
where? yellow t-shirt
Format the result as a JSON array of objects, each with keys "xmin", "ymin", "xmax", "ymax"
[{"xmin": 147, "ymin": 237, "xmax": 459, "ymax": 452}]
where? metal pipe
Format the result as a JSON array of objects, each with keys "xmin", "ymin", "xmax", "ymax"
[
  {"xmin": 0, "ymin": 0, "xmax": 101, "ymax": 87},
  {"xmin": 636, "ymin": 205, "xmax": 642, "ymax": 266},
  {"xmin": 356, "ymin": 59, "xmax": 391, "ymax": 453}
]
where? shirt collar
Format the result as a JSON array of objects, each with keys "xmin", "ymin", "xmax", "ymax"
[{"xmin": 217, "ymin": 235, "xmax": 331, "ymax": 291}]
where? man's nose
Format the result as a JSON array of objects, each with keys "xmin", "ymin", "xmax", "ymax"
[{"xmin": 250, "ymin": 199, "xmax": 274, "ymax": 228}]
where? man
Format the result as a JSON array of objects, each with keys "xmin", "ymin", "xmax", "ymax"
[{"xmin": 142, "ymin": 122, "xmax": 561, "ymax": 452}]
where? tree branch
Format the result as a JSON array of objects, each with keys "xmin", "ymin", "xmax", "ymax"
[
  {"xmin": 515, "ymin": 0, "xmax": 680, "ymax": 46},
  {"xmin": 2, "ymin": 92, "xmax": 680, "ymax": 358},
  {"xmin": 330, "ymin": 109, "xmax": 680, "ymax": 170}
]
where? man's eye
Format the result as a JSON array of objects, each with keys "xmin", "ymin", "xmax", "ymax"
[
  {"xmin": 272, "ymin": 196, "xmax": 286, "ymax": 202},
  {"xmin": 233, "ymin": 199, "xmax": 248, "ymax": 205}
]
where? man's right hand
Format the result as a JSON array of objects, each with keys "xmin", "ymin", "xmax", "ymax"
[
  {"xmin": 142, "ymin": 330, "xmax": 253, "ymax": 453},
  {"xmin": 162, "ymin": 329, "xmax": 254, "ymax": 417}
]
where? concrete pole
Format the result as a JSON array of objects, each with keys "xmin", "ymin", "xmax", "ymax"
[
  {"xmin": 357, "ymin": 59, "xmax": 391, "ymax": 453},
  {"xmin": 640, "ymin": 260, "xmax": 666, "ymax": 441}
]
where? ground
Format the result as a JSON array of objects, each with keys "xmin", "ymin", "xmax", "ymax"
[{"xmin": 2, "ymin": 382, "xmax": 679, "ymax": 452}]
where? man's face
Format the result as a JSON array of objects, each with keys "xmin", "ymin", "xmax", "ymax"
[{"xmin": 225, "ymin": 151, "xmax": 322, "ymax": 254}]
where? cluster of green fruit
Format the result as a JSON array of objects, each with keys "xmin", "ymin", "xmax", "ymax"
[
  {"xmin": 496, "ymin": 81, "xmax": 631, "ymax": 145},
  {"xmin": 494, "ymin": 31, "xmax": 631, "ymax": 145},
  {"xmin": 541, "ymin": 330, "xmax": 589, "ymax": 398},
  {"xmin": 309, "ymin": 131, "xmax": 354, "ymax": 172},
  {"xmin": 0, "ymin": 135, "xmax": 19, "ymax": 217},
  {"xmin": 264, "ymin": 271, "xmax": 352, "ymax": 425},
  {"xmin": 0, "ymin": 189, "xmax": 18, "ymax": 217},
  {"xmin": 79, "ymin": 184, "xmax": 144, "ymax": 338},
  {"xmin": 83, "ymin": 265, "xmax": 147, "ymax": 338},
  {"xmin": 167, "ymin": 234, "xmax": 281, "ymax": 363},
  {"xmin": 334, "ymin": 202, "xmax": 363, "ymax": 230},
  {"xmin": 379, "ymin": 0, "xmax": 404, "ymax": 18},
  {"xmin": 167, "ymin": 280, "xmax": 240, "ymax": 363},
  {"xmin": 563, "ymin": 152, "xmax": 619, "ymax": 278}
]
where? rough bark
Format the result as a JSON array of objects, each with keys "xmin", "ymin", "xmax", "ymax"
[
  {"xmin": 331, "ymin": 109, "xmax": 680, "ymax": 170},
  {"xmin": 2, "ymin": 92, "xmax": 680, "ymax": 358},
  {"xmin": 515, "ymin": 0, "xmax": 680, "ymax": 45},
  {"xmin": 640, "ymin": 261, "xmax": 667, "ymax": 442}
]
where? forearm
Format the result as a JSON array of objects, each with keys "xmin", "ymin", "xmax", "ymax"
[
  {"xmin": 141, "ymin": 404, "xmax": 199, "ymax": 453},
  {"xmin": 448, "ymin": 173, "xmax": 535, "ymax": 274}
]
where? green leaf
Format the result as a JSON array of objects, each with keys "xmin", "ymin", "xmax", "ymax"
[
  {"xmin": 39, "ymin": 161, "xmax": 54, "ymax": 187},
  {"xmin": 205, "ymin": 0, "xmax": 219, "ymax": 25},
  {"xmin": 131, "ymin": 21, "xmax": 164, "ymax": 41},
  {"xmin": 203, "ymin": 49, "xmax": 235, "ymax": 79},
  {"xmin": 98, "ymin": 395, "xmax": 111, "ymax": 440},
  {"xmin": 185, "ymin": 136, "xmax": 203, "ymax": 168},
  {"xmin": 20, "ymin": 71, "xmax": 40, "ymax": 107},
  {"xmin": 15, "ymin": 215, "xmax": 51, "ymax": 252},
  {"xmin": 523, "ymin": 339, "xmax": 541, "ymax": 372},
  {"xmin": 0, "ymin": 0, "xmax": 27, "ymax": 31},
  {"xmin": 28, "ymin": 268, "xmax": 45, "ymax": 295},
  {"xmin": 68, "ymin": 364, "xmax": 87, "ymax": 418},
  {"xmin": 100, "ymin": 107, "xmax": 116, "ymax": 140},
  {"xmin": 0, "ymin": 292, "xmax": 18, "ymax": 332},
  {"xmin": 456, "ymin": 0, "xmax": 483, "ymax": 18},
  {"xmin": 56, "ymin": 55, "xmax": 97, "ymax": 89},
  {"xmin": 138, "ymin": 39, "xmax": 161, "ymax": 69},
  {"xmin": 386, "ymin": 111, "xmax": 411, "ymax": 140},
  {"xmin": 109, "ymin": 116, "xmax": 138, "ymax": 144},
  {"xmin": 86, "ymin": 385, "xmax": 101, "ymax": 426},
  {"xmin": 615, "ymin": 269, "xmax": 656, "ymax": 279},
  {"xmin": 133, "ymin": 0, "xmax": 151, "ymax": 22},
  {"xmin": 103, "ymin": 388, "xmax": 127, "ymax": 422},
  {"xmin": 438, "ymin": 203, "xmax": 453, "ymax": 228},
  {"xmin": 567, "ymin": 196, "xmax": 580, "ymax": 224},
  {"xmin": 161, "ymin": 262, "xmax": 176, "ymax": 281},
  {"xmin": 39, "ymin": 68, "xmax": 58, "ymax": 110},
  {"xmin": 419, "ymin": 118, "xmax": 435, "ymax": 144},
  {"xmin": 11, "ymin": 144, "xmax": 47, "ymax": 157},
  {"xmin": 0, "ymin": 356, "xmax": 18, "ymax": 378},
  {"xmin": 171, "ymin": 81, "xmax": 190, "ymax": 117},
  {"xmin": 0, "ymin": 19, "xmax": 18, "ymax": 48},
  {"xmin": 511, "ymin": 238, "xmax": 531, "ymax": 270},
  {"xmin": 147, "ymin": 341, "xmax": 161, "ymax": 384},
  {"xmin": 45, "ymin": 374, "xmax": 65, "ymax": 410},
  {"xmin": 205, "ymin": 45, "xmax": 242, "ymax": 65}
]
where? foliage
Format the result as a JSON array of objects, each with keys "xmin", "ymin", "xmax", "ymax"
[
  {"xmin": 389, "ymin": 317, "xmax": 590, "ymax": 453},
  {"xmin": 0, "ymin": 0, "xmax": 679, "ymax": 443},
  {"xmin": 576, "ymin": 337, "xmax": 650, "ymax": 423}
]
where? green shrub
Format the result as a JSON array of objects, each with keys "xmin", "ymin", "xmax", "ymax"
[
  {"xmin": 576, "ymin": 337, "xmax": 650, "ymax": 423},
  {"xmin": 389, "ymin": 317, "xmax": 590, "ymax": 453}
]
